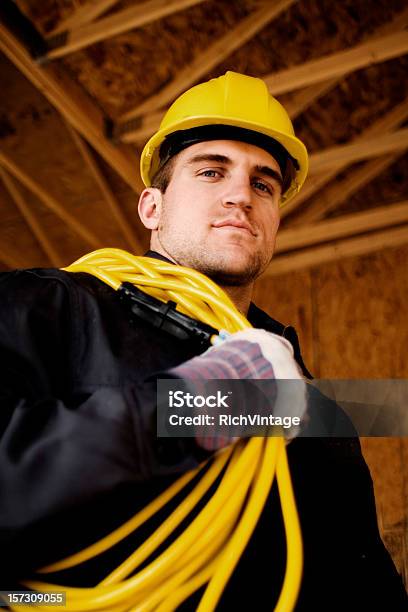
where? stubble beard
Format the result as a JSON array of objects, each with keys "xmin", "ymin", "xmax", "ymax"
[{"xmin": 157, "ymin": 228, "xmax": 269, "ymax": 287}]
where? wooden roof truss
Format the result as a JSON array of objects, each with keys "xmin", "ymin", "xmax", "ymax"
[{"xmin": 0, "ymin": 0, "xmax": 407, "ymax": 273}]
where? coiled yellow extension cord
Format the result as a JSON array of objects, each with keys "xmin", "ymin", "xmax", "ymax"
[{"xmin": 9, "ymin": 248, "xmax": 303, "ymax": 612}]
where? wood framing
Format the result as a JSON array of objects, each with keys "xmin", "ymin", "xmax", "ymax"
[
  {"xmin": 66, "ymin": 123, "xmax": 143, "ymax": 253},
  {"xmin": 265, "ymin": 224, "xmax": 408, "ymax": 277},
  {"xmin": 119, "ymin": 0, "xmax": 296, "ymax": 123},
  {"xmin": 285, "ymin": 79, "xmax": 338, "ymax": 120},
  {"xmin": 119, "ymin": 6, "xmax": 408, "ymax": 142},
  {"xmin": 0, "ymin": 21, "xmax": 143, "ymax": 194},
  {"xmin": 275, "ymin": 200, "xmax": 408, "ymax": 253},
  {"xmin": 264, "ymin": 30, "xmax": 408, "ymax": 96},
  {"xmin": 282, "ymin": 99, "xmax": 408, "ymax": 218},
  {"xmin": 48, "ymin": 0, "xmax": 120, "ymax": 36},
  {"xmin": 0, "ymin": 167, "xmax": 62, "ymax": 266},
  {"xmin": 284, "ymin": 6, "xmax": 408, "ymax": 120},
  {"xmin": 296, "ymin": 155, "xmax": 401, "ymax": 225},
  {"xmin": 46, "ymin": 0, "xmax": 208, "ymax": 59},
  {"xmin": 119, "ymin": 111, "xmax": 164, "ymax": 144},
  {"xmin": 0, "ymin": 151, "xmax": 102, "ymax": 249},
  {"xmin": 309, "ymin": 128, "xmax": 408, "ymax": 175},
  {"xmin": 1, "ymin": 1, "xmax": 407, "ymax": 274}
]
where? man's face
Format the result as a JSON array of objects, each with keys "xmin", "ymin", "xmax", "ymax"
[{"xmin": 150, "ymin": 139, "xmax": 282, "ymax": 285}]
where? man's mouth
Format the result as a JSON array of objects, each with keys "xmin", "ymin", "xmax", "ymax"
[{"xmin": 212, "ymin": 219, "xmax": 256, "ymax": 236}]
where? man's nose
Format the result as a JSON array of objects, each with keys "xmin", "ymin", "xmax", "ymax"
[{"xmin": 222, "ymin": 177, "xmax": 252, "ymax": 210}]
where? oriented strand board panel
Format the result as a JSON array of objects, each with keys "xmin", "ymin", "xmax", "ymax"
[
  {"xmin": 253, "ymin": 267, "xmax": 315, "ymax": 375},
  {"xmin": 360, "ymin": 438, "xmax": 405, "ymax": 529},
  {"xmin": 360, "ymin": 436, "xmax": 406, "ymax": 583},
  {"xmin": 313, "ymin": 244, "xmax": 408, "ymax": 378},
  {"xmin": 382, "ymin": 528, "xmax": 407, "ymax": 585},
  {"xmin": 312, "ymin": 243, "xmax": 408, "ymax": 585},
  {"xmin": 256, "ymin": 245, "xmax": 408, "ymax": 584}
]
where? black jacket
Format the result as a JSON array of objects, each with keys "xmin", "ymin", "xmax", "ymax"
[{"xmin": 0, "ymin": 259, "xmax": 406, "ymax": 610}]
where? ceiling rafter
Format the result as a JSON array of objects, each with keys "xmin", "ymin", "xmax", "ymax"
[
  {"xmin": 122, "ymin": 110, "xmax": 164, "ymax": 145},
  {"xmin": 46, "ymin": 0, "xmax": 209, "ymax": 59},
  {"xmin": 264, "ymin": 30, "xmax": 408, "ymax": 96},
  {"xmin": 284, "ymin": 79, "xmax": 339, "ymax": 120},
  {"xmin": 0, "ymin": 151, "xmax": 102, "ymax": 249},
  {"xmin": 265, "ymin": 223, "xmax": 408, "ymax": 277},
  {"xmin": 65, "ymin": 122, "xmax": 143, "ymax": 253},
  {"xmin": 2, "ymin": 2, "xmax": 407, "ymax": 271},
  {"xmin": 119, "ymin": 6, "xmax": 408, "ymax": 143},
  {"xmin": 282, "ymin": 99, "xmax": 408, "ymax": 218},
  {"xmin": 285, "ymin": 0, "xmax": 408, "ymax": 118},
  {"xmin": 0, "ymin": 167, "xmax": 62, "ymax": 266},
  {"xmin": 119, "ymin": 0, "xmax": 296, "ymax": 125},
  {"xmin": 48, "ymin": 0, "xmax": 120, "ymax": 36},
  {"xmin": 275, "ymin": 200, "xmax": 408, "ymax": 253},
  {"xmin": 0, "ymin": 17, "xmax": 143, "ymax": 194},
  {"xmin": 294, "ymin": 154, "xmax": 402, "ymax": 225},
  {"xmin": 309, "ymin": 128, "xmax": 408, "ymax": 174}
]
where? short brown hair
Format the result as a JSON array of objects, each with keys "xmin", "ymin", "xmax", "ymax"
[{"xmin": 151, "ymin": 155, "xmax": 177, "ymax": 193}]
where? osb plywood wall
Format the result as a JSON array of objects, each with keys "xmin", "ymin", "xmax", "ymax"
[{"xmin": 253, "ymin": 243, "xmax": 408, "ymax": 586}]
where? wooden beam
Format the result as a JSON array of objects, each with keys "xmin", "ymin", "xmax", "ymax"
[
  {"xmin": 282, "ymin": 99, "xmax": 408, "ymax": 218},
  {"xmin": 48, "ymin": 0, "xmax": 120, "ymax": 36},
  {"xmin": 0, "ymin": 21, "xmax": 143, "ymax": 194},
  {"xmin": 119, "ymin": 0, "xmax": 296, "ymax": 124},
  {"xmin": 0, "ymin": 167, "xmax": 62, "ymax": 266},
  {"xmin": 46, "ymin": 0, "xmax": 208, "ymax": 59},
  {"xmin": 333, "ymin": 99, "xmax": 408, "ymax": 144},
  {"xmin": 285, "ymin": 6, "xmax": 408, "ymax": 119},
  {"xmin": 0, "ymin": 151, "xmax": 101, "ymax": 249},
  {"xmin": 265, "ymin": 224, "xmax": 408, "ymax": 277},
  {"xmin": 66, "ymin": 123, "xmax": 142, "ymax": 254},
  {"xmin": 295, "ymin": 154, "xmax": 401, "ymax": 225},
  {"xmin": 309, "ymin": 128, "xmax": 408, "ymax": 175},
  {"xmin": 118, "ymin": 6, "xmax": 408, "ymax": 142},
  {"xmin": 264, "ymin": 30, "xmax": 408, "ymax": 96},
  {"xmin": 275, "ymin": 201, "xmax": 408, "ymax": 253},
  {"xmin": 118, "ymin": 110, "xmax": 164, "ymax": 145},
  {"xmin": 284, "ymin": 79, "xmax": 339, "ymax": 120}
]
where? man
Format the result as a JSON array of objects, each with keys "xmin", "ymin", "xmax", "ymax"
[{"xmin": 0, "ymin": 72, "xmax": 406, "ymax": 610}]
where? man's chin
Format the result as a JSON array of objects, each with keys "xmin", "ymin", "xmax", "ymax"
[
  {"xmin": 201, "ymin": 258, "xmax": 265, "ymax": 287},
  {"xmin": 166, "ymin": 242, "xmax": 270, "ymax": 286}
]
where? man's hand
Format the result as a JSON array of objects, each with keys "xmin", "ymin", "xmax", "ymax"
[{"xmin": 169, "ymin": 328, "xmax": 308, "ymax": 449}]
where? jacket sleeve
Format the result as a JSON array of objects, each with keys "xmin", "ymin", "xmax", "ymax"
[{"xmin": 0, "ymin": 270, "xmax": 202, "ymax": 578}]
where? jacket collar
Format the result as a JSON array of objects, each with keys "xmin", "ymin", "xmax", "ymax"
[{"xmin": 144, "ymin": 250, "xmax": 311, "ymax": 377}]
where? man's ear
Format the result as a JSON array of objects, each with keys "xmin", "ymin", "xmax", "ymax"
[{"xmin": 138, "ymin": 188, "xmax": 163, "ymax": 230}]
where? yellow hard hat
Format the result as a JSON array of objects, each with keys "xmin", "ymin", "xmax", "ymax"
[{"xmin": 140, "ymin": 71, "xmax": 308, "ymax": 206}]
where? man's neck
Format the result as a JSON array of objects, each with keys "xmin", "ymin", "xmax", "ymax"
[
  {"xmin": 219, "ymin": 283, "xmax": 253, "ymax": 316},
  {"xmin": 145, "ymin": 249, "xmax": 253, "ymax": 316}
]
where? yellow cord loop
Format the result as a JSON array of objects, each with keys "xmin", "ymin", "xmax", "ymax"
[{"xmin": 9, "ymin": 249, "xmax": 303, "ymax": 612}]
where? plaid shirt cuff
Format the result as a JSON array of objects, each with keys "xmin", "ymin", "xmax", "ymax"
[
  {"xmin": 168, "ymin": 339, "xmax": 275, "ymax": 451},
  {"xmin": 168, "ymin": 339, "xmax": 275, "ymax": 381}
]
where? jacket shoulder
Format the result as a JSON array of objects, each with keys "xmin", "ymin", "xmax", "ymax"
[
  {"xmin": 0, "ymin": 267, "xmax": 112, "ymax": 301},
  {"xmin": 1, "ymin": 267, "xmax": 77, "ymax": 292}
]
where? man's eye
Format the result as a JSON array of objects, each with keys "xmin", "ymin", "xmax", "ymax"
[
  {"xmin": 252, "ymin": 180, "xmax": 272, "ymax": 194},
  {"xmin": 199, "ymin": 169, "xmax": 221, "ymax": 178}
]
